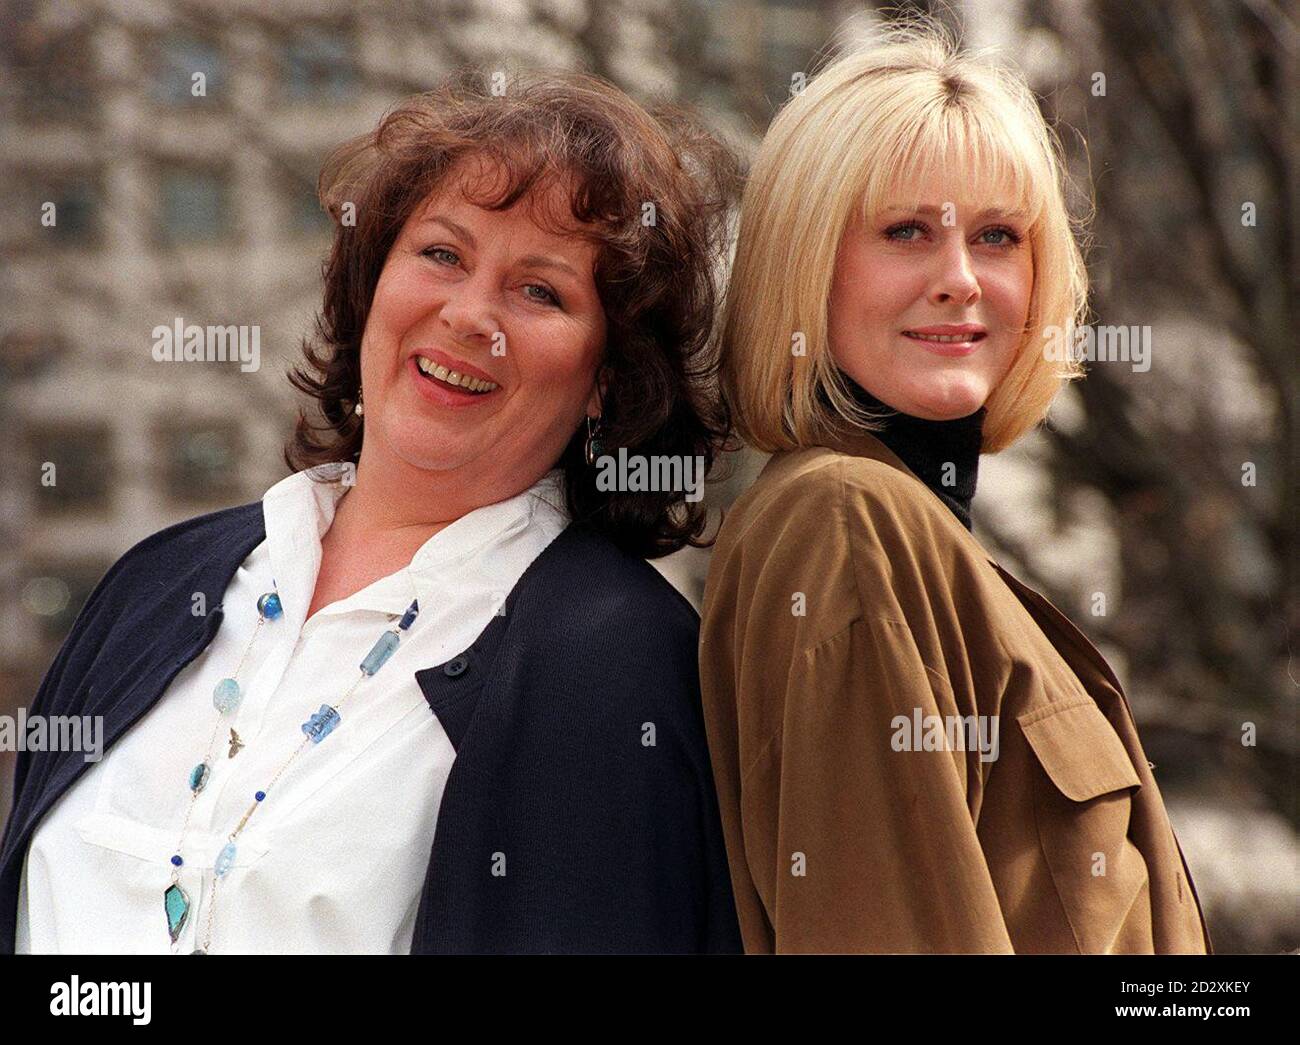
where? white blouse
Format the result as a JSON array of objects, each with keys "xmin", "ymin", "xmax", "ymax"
[{"xmin": 16, "ymin": 464, "xmax": 569, "ymax": 954}]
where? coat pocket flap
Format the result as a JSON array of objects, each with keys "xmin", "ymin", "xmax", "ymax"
[{"xmin": 1018, "ymin": 699, "xmax": 1142, "ymax": 802}]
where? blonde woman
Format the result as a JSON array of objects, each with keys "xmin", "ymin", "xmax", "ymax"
[{"xmin": 699, "ymin": 24, "xmax": 1212, "ymax": 954}]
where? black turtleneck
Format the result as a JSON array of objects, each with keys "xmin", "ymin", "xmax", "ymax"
[{"xmin": 843, "ymin": 377, "xmax": 985, "ymax": 531}]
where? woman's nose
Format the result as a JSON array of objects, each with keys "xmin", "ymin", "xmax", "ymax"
[
  {"xmin": 439, "ymin": 275, "xmax": 500, "ymax": 341},
  {"xmin": 928, "ymin": 240, "xmax": 982, "ymax": 307}
]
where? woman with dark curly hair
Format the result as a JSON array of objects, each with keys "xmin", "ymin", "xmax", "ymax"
[{"xmin": 1, "ymin": 71, "xmax": 743, "ymax": 954}]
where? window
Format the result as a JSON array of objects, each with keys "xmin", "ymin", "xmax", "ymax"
[
  {"xmin": 151, "ymin": 31, "xmax": 224, "ymax": 106},
  {"xmin": 9, "ymin": 21, "xmax": 97, "ymax": 124},
  {"xmin": 156, "ymin": 419, "xmax": 244, "ymax": 504},
  {"xmin": 157, "ymin": 165, "xmax": 230, "ymax": 243},
  {"xmin": 27, "ymin": 422, "xmax": 115, "ymax": 516},
  {"xmin": 280, "ymin": 25, "xmax": 357, "ymax": 102},
  {"xmin": 281, "ymin": 152, "xmax": 332, "ymax": 237},
  {"xmin": 42, "ymin": 170, "xmax": 102, "ymax": 246},
  {"xmin": 0, "ymin": 331, "xmax": 69, "ymax": 380}
]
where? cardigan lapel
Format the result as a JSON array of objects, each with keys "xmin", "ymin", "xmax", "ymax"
[
  {"xmin": 0, "ymin": 504, "xmax": 267, "ymax": 893},
  {"xmin": 413, "ymin": 522, "xmax": 587, "ymax": 751}
]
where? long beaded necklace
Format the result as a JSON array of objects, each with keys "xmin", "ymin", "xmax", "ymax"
[{"xmin": 163, "ymin": 582, "xmax": 421, "ymax": 954}]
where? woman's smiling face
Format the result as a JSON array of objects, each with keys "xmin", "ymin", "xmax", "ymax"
[
  {"xmin": 828, "ymin": 173, "xmax": 1035, "ymax": 420},
  {"xmin": 358, "ymin": 154, "xmax": 607, "ymax": 497}
]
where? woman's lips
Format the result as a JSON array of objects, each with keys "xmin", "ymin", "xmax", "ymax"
[
  {"xmin": 414, "ymin": 348, "xmax": 500, "ymax": 386},
  {"xmin": 407, "ymin": 355, "xmax": 500, "ymax": 407},
  {"xmin": 902, "ymin": 330, "xmax": 985, "ymax": 357}
]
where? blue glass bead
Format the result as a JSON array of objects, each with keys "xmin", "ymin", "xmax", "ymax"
[
  {"xmin": 215, "ymin": 841, "xmax": 237, "ymax": 878},
  {"xmin": 255, "ymin": 790, "xmax": 265, "ymax": 801},
  {"xmin": 213, "ymin": 677, "xmax": 242, "ymax": 714},
  {"xmin": 398, "ymin": 600, "xmax": 419, "ymax": 631},
  {"xmin": 360, "ymin": 630, "xmax": 400, "ymax": 676},
  {"xmin": 302, "ymin": 704, "xmax": 341, "ymax": 744},
  {"xmin": 257, "ymin": 591, "xmax": 282, "ymax": 620},
  {"xmin": 189, "ymin": 763, "xmax": 210, "ymax": 794},
  {"xmin": 164, "ymin": 883, "xmax": 190, "ymax": 943},
  {"xmin": 171, "ymin": 854, "xmax": 183, "ymax": 867}
]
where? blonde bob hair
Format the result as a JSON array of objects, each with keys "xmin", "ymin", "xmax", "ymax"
[{"xmin": 721, "ymin": 21, "xmax": 1089, "ymax": 454}]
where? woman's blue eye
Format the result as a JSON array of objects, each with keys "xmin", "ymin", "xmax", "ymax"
[
  {"xmin": 523, "ymin": 283, "xmax": 559, "ymax": 306},
  {"xmin": 886, "ymin": 222, "xmax": 925, "ymax": 241},
  {"xmin": 980, "ymin": 227, "xmax": 1022, "ymax": 246},
  {"xmin": 884, "ymin": 222, "xmax": 1022, "ymax": 246},
  {"xmin": 421, "ymin": 247, "xmax": 559, "ymax": 305}
]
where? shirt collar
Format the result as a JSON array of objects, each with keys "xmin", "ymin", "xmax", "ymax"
[{"xmin": 260, "ymin": 465, "xmax": 567, "ymax": 632}]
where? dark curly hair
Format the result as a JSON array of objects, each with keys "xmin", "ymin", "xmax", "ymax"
[{"xmin": 284, "ymin": 68, "xmax": 742, "ymax": 558}]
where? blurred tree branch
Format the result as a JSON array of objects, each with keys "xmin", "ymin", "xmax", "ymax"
[{"xmin": 1024, "ymin": 0, "xmax": 1296, "ymax": 823}]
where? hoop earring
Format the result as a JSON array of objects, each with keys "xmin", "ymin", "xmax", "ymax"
[{"xmin": 584, "ymin": 414, "xmax": 604, "ymax": 467}]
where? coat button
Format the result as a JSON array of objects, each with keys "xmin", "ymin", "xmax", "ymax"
[{"xmin": 444, "ymin": 655, "xmax": 469, "ymax": 677}]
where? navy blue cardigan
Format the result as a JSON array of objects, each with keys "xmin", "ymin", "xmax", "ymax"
[{"xmin": 0, "ymin": 500, "xmax": 743, "ymax": 954}]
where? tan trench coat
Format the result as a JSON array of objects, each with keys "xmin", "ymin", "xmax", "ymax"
[{"xmin": 699, "ymin": 427, "xmax": 1212, "ymax": 954}]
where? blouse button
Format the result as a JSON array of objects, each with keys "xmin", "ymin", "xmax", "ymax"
[{"xmin": 444, "ymin": 655, "xmax": 469, "ymax": 677}]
